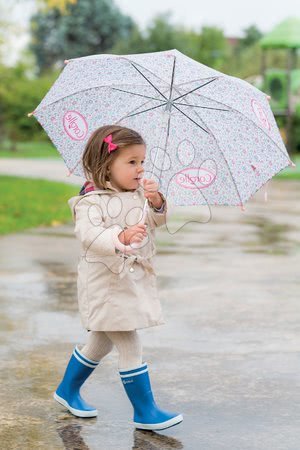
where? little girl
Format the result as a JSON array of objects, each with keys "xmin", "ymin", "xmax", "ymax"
[{"xmin": 53, "ymin": 124, "xmax": 183, "ymax": 431}]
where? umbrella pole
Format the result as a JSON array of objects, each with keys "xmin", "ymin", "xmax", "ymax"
[
  {"xmin": 139, "ymin": 199, "xmax": 149, "ymax": 225},
  {"xmin": 130, "ymin": 199, "xmax": 149, "ymax": 249}
]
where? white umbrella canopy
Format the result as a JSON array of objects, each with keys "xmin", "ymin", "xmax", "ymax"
[{"xmin": 29, "ymin": 48, "xmax": 295, "ymax": 209}]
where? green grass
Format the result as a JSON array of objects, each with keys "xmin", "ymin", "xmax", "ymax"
[
  {"xmin": 0, "ymin": 175, "xmax": 80, "ymax": 235},
  {"xmin": 275, "ymin": 155, "xmax": 300, "ymax": 179},
  {"xmin": 0, "ymin": 140, "xmax": 59, "ymax": 158}
]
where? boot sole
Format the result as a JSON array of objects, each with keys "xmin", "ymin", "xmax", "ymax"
[
  {"xmin": 53, "ymin": 392, "xmax": 98, "ymax": 418},
  {"xmin": 134, "ymin": 414, "xmax": 183, "ymax": 431}
]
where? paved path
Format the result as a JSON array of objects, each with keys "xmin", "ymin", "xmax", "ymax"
[
  {"xmin": 0, "ymin": 174, "xmax": 300, "ymax": 449},
  {"xmin": 0, "ymin": 157, "xmax": 84, "ymax": 185}
]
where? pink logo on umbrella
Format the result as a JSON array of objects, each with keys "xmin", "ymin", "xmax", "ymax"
[
  {"xmin": 175, "ymin": 167, "xmax": 216, "ymax": 189},
  {"xmin": 251, "ymin": 99, "xmax": 270, "ymax": 130},
  {"xmin": 63, "ymin": 110, "xmax": 88, "ymax": 141}
]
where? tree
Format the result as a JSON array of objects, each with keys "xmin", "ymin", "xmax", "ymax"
[
  {"xmin": 222, "ymin": 41, "xmax": 262, "ymax": 78},
  {"xmin": 197, "ymin": 26, "xmax": 230, "ymax": 70},
  {"xmin": 29, "ymin": 0, "xmax": 135, "ymax": 74},
  {"xmin": 0, "ymin": 63, "xmax": 59, "ymax": 149},
  {"xmin": 144, "ymin": 12, "xmax": 178, "ymax": 52},
  {"xmin": 109, "ymin": 24, "xmax": 148, "ymax": 55},
  {"xmin": 111, "ymin": 12, "xmax": 204, "ymax": 64},
  {"xmin": 239, "ymin": 25, "xmax": 263, "ymax": 49},
  {"xmin": 37, "ymin": 0, "xmax": 77, "ymax": 14}
]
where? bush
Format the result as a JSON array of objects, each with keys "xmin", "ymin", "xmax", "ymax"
[{"xmin": 0, "ymin": 63, "xmax": 59, "ymax": 149}]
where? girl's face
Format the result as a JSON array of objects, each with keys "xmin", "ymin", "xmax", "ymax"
[{"xmin": 108, "ymin": 144, "xmax": 146, "ymax": 192}]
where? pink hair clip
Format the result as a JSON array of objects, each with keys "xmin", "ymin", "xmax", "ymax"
[{"xmin": 103, "ymin": 134, "xmax": 118, "ymax": 153}]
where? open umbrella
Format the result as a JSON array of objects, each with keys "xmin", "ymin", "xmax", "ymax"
[{"xmin": 28, "ymin": 49, "xmax": 295, "ymax": 251}]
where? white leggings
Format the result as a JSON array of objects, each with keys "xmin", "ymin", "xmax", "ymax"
[{"xmin": 79, "ymin": 330, "xmax": 143, "ymax": 370}]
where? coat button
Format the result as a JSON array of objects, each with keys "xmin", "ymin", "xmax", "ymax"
[
  {"xmin": 129, "ymin": 267, "xmax": 134, "ymax": 272},
  {"xmin": 133, "ymin": 195, "xmax": 137, "ymax": 200}
]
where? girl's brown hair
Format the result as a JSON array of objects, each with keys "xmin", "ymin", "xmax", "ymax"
[{"xmin": 82, "ymin": 125, "xmax": 145, "ymax": 190}]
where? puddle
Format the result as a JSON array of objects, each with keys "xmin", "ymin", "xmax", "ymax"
[{"xmin": 240, "ymin": 215, "xmax": 297, "ymax": 255}]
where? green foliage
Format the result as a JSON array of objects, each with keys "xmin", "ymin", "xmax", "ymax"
[
  {"xmin": 238, "ymin": 25, "xmax": 263, "ymax": 49},
  {"xmin": 0, "ymin": 62, "xmax": 59, "ymax": 147},
  {"xmin": 30, "ymin": 0, "xmax": 135, "ymax": 74},
  {"xmin": 222, "ymin": 41, "xmax": 262, "ymax": 78},
  {"xmin": 291, "ymin": 113, "xmax": 300, "ymax": 152},
  {"xmin": 111, "ymin": 12, "xmax": 182, "ymax": 54},
  {"xmin": 112, "ymin": 12, "xmax": 230, "ymax": 72},
  {"xmin": 143, "ymin": 12, "xmax": 180, "ymax": 52},
  {"xmin": 197, "ymin": 26, "xmax": 230, "ymax": 70}
]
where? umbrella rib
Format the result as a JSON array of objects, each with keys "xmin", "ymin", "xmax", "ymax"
[
  {"xmin": 114, "ymin": 86, "xmax": 171, "ymax": 124},
  {"xmin": 171, "ymin": 104, "xmax": 209, "ymax": 134},
  {"xmin": 142, "ymin": 60, "xmax": 176, "ymax": 181},
  {"xmin": 172, "ymin": 77, "xmax": 219, "ymax": 102},
  {"xmin": 173, "ymin": 77, "xmax": 290, "ymax": 165},
  {"xmin": 34, "ymin": 56, "xmax": 173, "ymax": 111},
  {"xmin": 186, "ymin": 90, "xmax": 291, "ymax": 163},
  {"xmin": 175, "ymin": 76, "xmax": 223, "ymax": 88},
  {"xmin": 119, "ymin": 57, "xmax": 176, "ymax": 122},
  {"xmin": 168, "ymin": 56, "xmax": 176, "ymax": 101},
  {"xmin": 148, "ymin": 57, "xmax": 177, "ymax": 182},
  {"xmin": 125, "ymin": 102, "xmax": 167, "ymax": 118},
  {"xmin": 171, "ymin": 84, "xmax": 244, "ymax": 206},
  {"xmin": 118, "ymin": 56, "xmax": 173, "ymax": 88},
  {"xmin": 174, "ymin": 103, "xmax": 230, "ymax": 112},
  {"xmin": 111, "ymin": 87, "xmax": 166, "ymax": 103},
  {"xmin": 130, "ymin": 62, "xmax": 169, "ymax": 101},
  {"xmin": 156, "ymin": 56, "xmax": 175, "ymax": 180},
  {"xmin": 169, "ymin": 78, "xmax": 215, "ymax": 138},
  {"xmin": 158, "ymin": 103, "xmax": 173, "ymax": 181},
  {"xmin": 147, "ymin": 113, "xmax": 172, "ymax": 183},
  {"xmin": 33, "ymin": 84, "xmax": 167, "ymax": 112}
]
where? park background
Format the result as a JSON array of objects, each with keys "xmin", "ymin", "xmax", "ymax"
[
  {"xmin": 1, "ymin": 2, "xmax": 300, "ymax": 449},
  {"xmin": 0, "ymin": 0, "xmax": 300, "ymax": 234}
]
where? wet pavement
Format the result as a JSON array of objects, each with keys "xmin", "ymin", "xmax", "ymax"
[{"xmin": 1, "ymin": 178, "xmax": 300, "ymax": 449}]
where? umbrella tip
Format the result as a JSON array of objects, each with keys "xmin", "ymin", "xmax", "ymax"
[
  {"xmin": 27, "ymin": 111, "xmax": 35, "ymax": 117},
  {"xmin": 64, "ymin": 59, "xmax": 70, "ymax": 64},
  {"xmin": 239, "ymin": 203, "xmax": 245, "ymax": 211},
  {"xmin": 289, "ymin": 161, "xmax": 296, "ymax": 168}
]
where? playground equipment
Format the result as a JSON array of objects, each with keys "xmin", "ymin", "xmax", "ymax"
[{"xmin": 259, "ymin": 17, "xmax": 300, "ymax": 151}]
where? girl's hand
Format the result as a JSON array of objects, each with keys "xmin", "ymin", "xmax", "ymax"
[
  {"xmin": 118, "ymin": 224, "xmax": 147, "ymax": 246},
  {"xmin": 141, "ymin": 178, "xmax": 163, "ymax": 209}
]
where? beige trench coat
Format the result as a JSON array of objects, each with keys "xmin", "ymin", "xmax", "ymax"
[{"xmin": 68, "ymin": 181, "xmax": 167, "ymax": 331}]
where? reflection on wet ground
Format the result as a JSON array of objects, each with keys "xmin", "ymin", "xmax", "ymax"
[{"xmin": 1, "ymin": 179, "xmax": 300, "ymax": 449}]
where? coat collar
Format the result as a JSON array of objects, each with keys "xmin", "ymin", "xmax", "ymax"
[
  {"xmin": 69, "ymin": 180, "xmax": 147, "ymax": 223},
  {"xmin": 79, "ymin": 180, "xmax": 143, "ymax": 196}
]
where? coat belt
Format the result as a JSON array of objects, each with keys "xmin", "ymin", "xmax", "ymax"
[{"xmin": 119, "ymin": 254, "xmax": 154, "ymax": 279}]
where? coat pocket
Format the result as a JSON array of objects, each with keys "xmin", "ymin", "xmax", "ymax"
[{"xmin": 87, "ymin": 260, "xmax": 115, "ymax": 306}]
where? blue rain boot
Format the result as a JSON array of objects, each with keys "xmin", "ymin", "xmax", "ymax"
[
  {"xmin": 119, "ymin": 362, "xmax": 183, "ymax": 431},
  {"xmin": 53, "ymin": 345, "xmax": 99, "ymax": 418}
]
